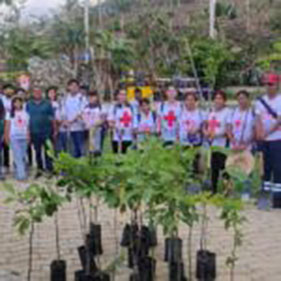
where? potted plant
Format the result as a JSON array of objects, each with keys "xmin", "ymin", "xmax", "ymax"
[{"xmin": 195, "ymin": 192, "xmax": 217, "ymax": 281}]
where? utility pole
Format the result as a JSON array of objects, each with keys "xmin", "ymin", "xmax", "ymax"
[
  {"xmin": 84, "ymin": 0, "xmax": 90, "ymax": 53},
  {"xmin": 209, "ymin": 0, "xmax": 216, "ymax": 39}
]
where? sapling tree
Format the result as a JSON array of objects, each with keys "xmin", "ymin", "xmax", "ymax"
[
  {"xmin": 220, "ymin": 198, "xmax": 246, "ymax": 281},
  {"xmin": 3, "ymin": 183, "xmax": 64, "ymax": 281}
]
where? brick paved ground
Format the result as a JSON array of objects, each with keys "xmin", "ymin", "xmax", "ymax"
[{"xmin": 1, "ymin": 179, "xmax": 281, "ymax": 281}]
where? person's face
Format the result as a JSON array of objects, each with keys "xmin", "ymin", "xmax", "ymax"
[
  {"xmin": 237, "ymin": 94, "xmax": 249, "ymax": 109},
  {"xmin": 14, "ymin": 99, "xmax": 22, "ymax": 110},
  {"xmin": 266, "ymin": 83, "xmax": 278, "ymax": 96},
  {"xmin": 68, "ymin": 82, "xmax": 79, "ymax": 94},
  {"xmin": 166, "ymin": 88, "xmax": 177, "ymax": 101},
  {"xmin": 48, "ymin": 89, "xmax": 57, "ymax": 101},
  {"xmin": 118, "ymin": 91, "xmax": 127, "ymax": 103},
  {"xmin": 185, "ymin": 95, "xmax": 197, "ymax": 110},
  {"xmin": 89, "ymin": 95, "xmax": 98, "ymax": 104},
  {"xmin": 17, "ymin": 90, "xmax": 26, "ymax": 96},
  {"xmin": 4, "ymin": 87, "xmax": 14, "ymax": 98},
  {"xmin": 141, "ymin": 102, "xmax": 150, "ymax": 113},
  {"xmin": 214, "ymin": 94, "xmax": 225, "ymax": 109},
  {"xmin": 33, "ymin": 89, "xmax": 42, "ymax": 100}
]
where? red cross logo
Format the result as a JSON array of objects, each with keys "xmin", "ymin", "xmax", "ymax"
[
  {"xmin": 16, "ymin": 117, "xmax": 25, "ymax": 128},
  {"xmin": 208, "ymin": 117, "xmax": 220, "ymax": 133},
  {"xmin": 235, "ymin": 119, "xmax": 242, "ymax": 128},
  {"xmin": 120, "ymin": 111, "xmax": 132, "ymax": 127},
  {"xmin": 164, "ymin": 111, "xmax": 177, "ymax": 128}
]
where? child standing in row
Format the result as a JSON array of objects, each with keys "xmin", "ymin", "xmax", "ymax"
[{"xmin": 5, "ymin": 96, "xmax": 30, "ymax": 181}]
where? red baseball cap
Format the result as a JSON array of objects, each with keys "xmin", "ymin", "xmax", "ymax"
[{"xmin": 262, "ymin": 73, "xmax": 279, "ymax": 85}]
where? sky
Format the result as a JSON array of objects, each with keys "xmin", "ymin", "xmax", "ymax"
[{"xmin": 22, "ymin": 0, "xmax": 66, "ymax": 17}]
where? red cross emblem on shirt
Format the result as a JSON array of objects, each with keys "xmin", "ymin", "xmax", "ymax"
[
  {"xmin": 16, "ymin": 117, "xmax": 24, "ymax": 128},
  {"xmin": 235, "ymin": 119, "xmax": 242, "ymax": 128},
  {"xmin": 164, "ymin": 111, "xmax": 177, "ymax": 128},
  {"xmin": 120, "ymin": 111, "xmax": 132, "ymax": 127},
  {"xmin": 208, "ymin": 117, "xmax": 220, "ymax": 133}
]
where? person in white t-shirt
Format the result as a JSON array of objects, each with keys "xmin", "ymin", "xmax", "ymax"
[
  {"xmin": 82, "ymin": 91, "xmax": 106, "ymax": 155},
  {"xmin": 108, "ymin": 89, "xmax": 135, "ymax": 154},
  {"xmin": 204, "ymin": 90, "xmax": 230, "ymax": 193},
  {"xmin": 227, "ymin": 90, "xmax": 256, "ymax": 151},
  {"xmin": 134, "ymin": 98, "xmax": 157, "ymax": 143},
  {"xmin": 157, "ymin": 86, "xmax": 181, "ymax": 146},
  {"xmin": 255, "ymin": 73, "xmax": 281, "ymax": 188},
  {"xmin": 4, "ymin": 96, "xmax": 30, "ymax": 181},
  {"xmin": 62, "ymin": 79, "xmax": 87, "ymax": 158},
  {"xmin": 179, "ymin": 92, "xmax": 205, "ymax": 147}
]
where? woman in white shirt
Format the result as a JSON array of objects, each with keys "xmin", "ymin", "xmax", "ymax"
[
  {"xmin": 5, "ymin": 96, "xmax": 30, "ymax": 181},
  {"xmin": 227, "ymin": 90, "xmax": 255, "ymax": 151},
  {"xmin": 204, "ymin": 90, "xmax": 230, "ymax": 193},
  {"xmin": 179, "ymin": 92, "xmax": 205, "ymax": 147}
]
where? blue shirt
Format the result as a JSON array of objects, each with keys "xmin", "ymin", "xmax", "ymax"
[{"xmin": 26, "ymin": 99, "xmax": 54, "ymax": 136}]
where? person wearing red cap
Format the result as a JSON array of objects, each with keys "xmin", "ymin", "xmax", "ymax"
[{"xmin": 255, "ymin": 73, "xmax": 281, "ymax": 192}]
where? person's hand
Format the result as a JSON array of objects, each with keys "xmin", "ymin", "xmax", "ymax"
[{"xmin": 188, "ymin": 127, "xmax": 197, "ymax": 135}]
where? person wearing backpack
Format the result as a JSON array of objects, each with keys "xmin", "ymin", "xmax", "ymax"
[
  {"xmin": 255, "ymin": 73, "xmax": 281, "ymax": 190},
  {"xmin": 203, "ymin": 90, "xmax": 231, "ymax": 193},
  {"xmin": 227, "ymin": 90, "xmax": 256, "ymax": 151},
  {"xmin": 82, "ymin": 91, "xmax": 106, "ymax": 156},
  {"xmin": 157, "ymin": 86, "xmax": 181, "ymax": 146},
  {"xmin": 134, "ymin": 98, "xmax": 157, "ymax": 143},
  {"xmin": 179, "ymin": 92, "xmax": 205, "ymax": 147},
  {"xmin": 108, "ymin": 89, "xmax": 135, "ymax": 154}
]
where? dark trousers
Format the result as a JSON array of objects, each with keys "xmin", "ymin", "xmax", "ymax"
[
  {"xmin": 211, "ymin": 151, "xmax": 226, "ymax": 193},
  {"xmin": 3, "ymin": 143, "xmax": 9, "ymax": 168},
  {"xmin": 31, "ymin": 134, "xmax": 53, "ymax": 172},
  {"xmin": 112, "ymin": 141, "xmax": 132, "ymax": 154},
  {"xmin": 70, "ymin": 131, "xmax": 84, "ymax": 158},
  {"xmin": 27, "ymin": 145, "xmax": 33, "ymax": 167},
  {"xmin": 57, "ymin": 132, "xmax": 68, "ymax": 153},
  {"xmin": 262, "ymin": 140, "xmax": 281, "ymax": 183}
]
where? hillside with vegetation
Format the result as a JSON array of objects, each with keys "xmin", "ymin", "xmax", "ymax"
[{"xmin": 0, "ymin": 0, "xmax": 280, "ymax": 91}]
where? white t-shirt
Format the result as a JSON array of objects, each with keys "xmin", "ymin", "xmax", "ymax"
[
  {"xmin": 51, "ymin": 101, "xmax": 59, "ymax": 115},
  {"xmin": 6, "ymin": 110, "xmax": 29, "ymax": 139},
  {"xmin": 227, "ymin": 107, "xmax": 255, "ymax": 149},
  {"xmin": 255, "ymin": 94, "xmax": 281, "ymax": 141},
  {"xmin": 157, "ymin": 101, "xmax": 181, "ymax": 142},
  {"xmin": 179, "ymin": 107, "xmax": 206, "ymax": 146},
  {"xmin": 206, "ymin": 107, "xmax": 230, "ymax": 147},
  {"xmin": 108, "ymin": 104, "xmax": 135, "ymax": 142},
  {"xmin": 1, "ymin": 95, "xmax": 12, "ymax": 114},
  {"xmin": 134, "ymin": 111, "xmax": 156, "ymax": 142},
  {"xmin": 82, "ymin": 104, "xmax": 105, "ymax": 130},
  {"xmin": 62, "ymin": 93, "xmax": 87, "ymax": 132}
]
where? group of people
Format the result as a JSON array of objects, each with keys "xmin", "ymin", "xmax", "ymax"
[{"xmin": 0, "ymin": 74, "xmax": 280, "ymax": 195}]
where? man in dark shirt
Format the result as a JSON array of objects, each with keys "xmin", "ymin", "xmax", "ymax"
[{"xmin": 26, "ymin": 87, "xmax": 55, "ymax": 177}]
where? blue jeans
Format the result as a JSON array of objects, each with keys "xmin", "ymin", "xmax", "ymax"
[
  {"xmin": 70, "ymin": 131, "xmax": 84, "ymax": 158},
  {"xmin": 11, "ymin": 138, "xmax": 28, "ymax": 180},
  {"xmin": 57, "ymin": 132, "xmax": 68, "ymax": 153}
]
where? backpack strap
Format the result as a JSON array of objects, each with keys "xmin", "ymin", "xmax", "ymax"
[{"xmin": 257, "ymin": 97, "xmax": 278, "ymax": 119}]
